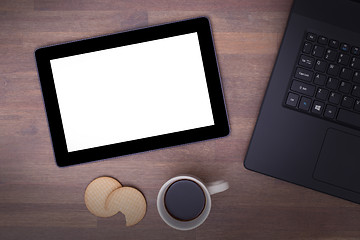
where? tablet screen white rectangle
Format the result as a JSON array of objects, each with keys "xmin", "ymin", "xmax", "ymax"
[{"xmin": 50, "ymin": 32, "xmax": 214, "ymax": 152}]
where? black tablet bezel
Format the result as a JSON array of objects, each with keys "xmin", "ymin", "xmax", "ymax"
[{"xmin": 35, "ymin": 17, "xmax": 229, "ymax": 167}]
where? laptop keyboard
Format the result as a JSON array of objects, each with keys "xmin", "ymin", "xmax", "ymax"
[{"xmin": 285, "ymin": 32, "xmax": 360, "ymax": 129}]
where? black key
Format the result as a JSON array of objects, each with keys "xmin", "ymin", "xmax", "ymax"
[
  {"xmin": 316, "ymin": 88, "xmax": 328, "ymax": 100},
  {"xmin": 303, "ymin": 42, "xmax": 312, "ymax": 54},
  {"xmin": 325, "ymin": 49, "xmax": 337, "ymax": 62},
  {"xmin": 353, "ymin": 71, "xmax": 360, "ymax": 83},
  {"xmin": 327, "ymin": 64, "xmax": 340, "ymax": 76},
  {"xmin": 329, "ymin": 92, "xmax": 341, "ymax": 104},
  {"xmin": 340, "ymin": 43, "xmax": 350, "ymax": 52},
  {"xmin": 329, "ymin": 39, "xmax": 339, "ymax": 49},
  {"xmin": 338, "ymin": 53, "xmax": 350, "ymax": 65},
  {"xmin": 324, "ymin": 105, "xmax": 337, "ymax": 119},
  {"xmin": 339, "ymin": 81, "xmax": 352, "ymax": 94},
  {"xmin": 291, "ymin": 80, "xmax": 316, "ymax": 96},
  {"xmin": 299, "ymin": 97, "xmax": 312, "ymax": 111},
  {"xmin": 307, "ymin": 32, "xmax": 317, "ymax": 42},
  {"xmin": 314, "ymin": 73, "xmax": 326, "ymax": 85},
  {"xmin": 314, "ymin": 59, "xmax": 327, "ymax": 73},
  {"xmin": 351, "ymin": 57, "xmax": 360, "ymax": 70},
  {"xmin": 341, "ymin": 96, "xmax": 355, "ymax": 108},
  {"xmin": 337, "ymin": 109, "xmax": 360, "ymax": 128},
  {"xmin": 318, "ymin": 36, "xmax": 328, "ymax": 45},
  {"xmin": 326, "ymin": 77, "xmax": 339, "ymax": 90},
  {"xmin": 351, "ymin": 46, "xmax": 360, "ymax": 56},
  {"xmin": 340, "ymin": 68, "xmax": 353, "ymax": 80},
  {"xmin": 299, "ymin": 55, "xmax": 315, "ymax": 68},
  {"xmin": 355, "ymin": 100, "xmax": 360, "ymax": 112},
  {"xmin": 352, "ymin": 85, "xmax": 360, "ymax": 98},
  {"xmin": 312, "ymin": 101, "xmax": 325, "ymax": 115},
  {"xmin": 286, "ymin": 92, "xmax": 299, "ymax": 107},
  {"xmin": 312, "ymin": 45, "xmax": 325, "ymax": 58},
  {"xmin": 295, "ymin": 68, "xmax": 313, "ymax": 82}
]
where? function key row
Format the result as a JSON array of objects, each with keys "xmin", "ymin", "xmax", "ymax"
[{"xmin": 306, "ymin": 32, "xmax": 360, "ymax": 55}]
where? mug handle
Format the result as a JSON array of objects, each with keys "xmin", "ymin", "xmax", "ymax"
[{"xmin": 206, "ymin": 180, "xmax": 229, "ymax": 195}]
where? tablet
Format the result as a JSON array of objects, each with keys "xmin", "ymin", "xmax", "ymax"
[{"xmin": 35, "ymin": 17, "xmax": 229, "ymax": 167}]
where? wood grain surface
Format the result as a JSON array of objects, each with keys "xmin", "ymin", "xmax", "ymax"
[{"xmin": 1, "ymin": 0, "xmax": 360, "ymax": 239}]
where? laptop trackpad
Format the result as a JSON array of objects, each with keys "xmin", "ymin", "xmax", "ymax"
[{"xmin": 313, "ymin": 128, "xmax": 360, "ymax": 194}]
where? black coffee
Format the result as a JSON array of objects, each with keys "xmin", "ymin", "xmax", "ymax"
[{"xmin": 164, "ymin": 179, "xmax": 206, "ymax": 221}]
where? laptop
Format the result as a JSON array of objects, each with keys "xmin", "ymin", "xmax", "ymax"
[{"xmin": 244, "ymin": 0, "xmax": 360, "ymax": 204}]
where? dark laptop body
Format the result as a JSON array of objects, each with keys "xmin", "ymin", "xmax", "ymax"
[{"xmin": 244, "ymin": 0, "xmax": 360, "ymax": 204}]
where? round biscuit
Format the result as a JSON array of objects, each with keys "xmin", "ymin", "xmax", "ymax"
[
  {"xmin": 85, "ymin": 176, "xmax": 122, "ymax": 217},
  {"xmin": 105, "ymin": 187, "xmax": 147, "ymax": 226}
]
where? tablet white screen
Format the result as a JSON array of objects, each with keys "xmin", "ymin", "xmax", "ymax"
[{"xmin": 50, "ymin": 32, "xmax": 214, "ymax": 152}]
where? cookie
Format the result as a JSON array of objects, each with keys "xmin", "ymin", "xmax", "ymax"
[
  {"xmin": 84, "ymin": 176, "xmax": 122, "ymax": 217},
  {"xmin": 105, "ymin": 187, "xmax": 147, "ymax": 226}
]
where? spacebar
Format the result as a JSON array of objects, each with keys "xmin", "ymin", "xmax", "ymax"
[{"xmin": 337, "ymin": 109, "xmax": 360, "ymax": 128}]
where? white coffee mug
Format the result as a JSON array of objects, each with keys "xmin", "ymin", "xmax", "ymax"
[{"xmin": 157, "ymin": 175, "xmax": 229, "ymax": 231}]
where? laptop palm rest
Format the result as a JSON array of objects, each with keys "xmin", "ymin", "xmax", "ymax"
[{"xmin": 313, "ymin": 128, "xmax": 360, "ymax": 194}]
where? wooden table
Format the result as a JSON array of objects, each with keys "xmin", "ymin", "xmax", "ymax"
[{"xmin": 1, "ymin": 0, "xmax": 360, "ymax": 239}]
